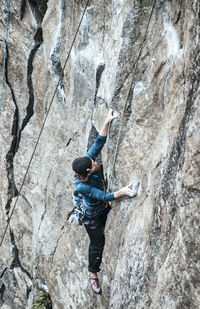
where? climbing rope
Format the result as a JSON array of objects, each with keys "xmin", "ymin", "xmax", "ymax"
[
  {"xmin": 0, "ymin": 0, "xmax": 90, "ymax": 248},
  {"xmin": 108, "ymin": 0, "xmax": 157, "ymax": 191},
  {"xmin": 0, "ymin": 0, "xmax": 10, "ymax": 115}
]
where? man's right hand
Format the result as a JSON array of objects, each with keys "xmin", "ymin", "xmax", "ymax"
[
  {"xmin": 105, "ymin": 109, "xmax": 118, "ymax": 125},
  {"xmin": 114, "ymin": 184, "xmax": 137, "ymax": 199}
]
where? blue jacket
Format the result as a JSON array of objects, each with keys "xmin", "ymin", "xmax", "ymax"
[{"xmin": 74, "ymin": 135, "xmax": 115, "ymax": 216}]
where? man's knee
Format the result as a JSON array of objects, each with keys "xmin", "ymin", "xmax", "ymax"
[
  {"xmin": 89, "ymin": 241, "xmax": 105, "ymax": 253},
  {"xmin": 91, "ymin": 233, "xmax": 105, "ymax": 247}
]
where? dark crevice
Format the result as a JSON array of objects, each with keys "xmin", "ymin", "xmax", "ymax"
[
  {"xmin": 50, "ymin": 39, "xmax": 64, "ymax": 81},
  {"xmin": 113, "ymin": 83, "xmax": 123, "ymax": 99},
  {"xmin": 4, "ymin": 28, "xmax": 43, "ymax": 216},
  {"xmin": 5, "ymin": 45, "xmax": 19, "ymax": 156},
  {"xmin": 66, "ymin": 137, "xmax": 72, "ymax": 147},
  {"xmin": 26, "ymin": 286, "xmax": 32, "ymax": 299},
  {"xmin": 124, "ymin": 64, "xmax": 148, "ymax": 121},
  {"xmin": 94, "ymin": 63, "xmax": 105, "ymax": 104},
  {"xmin": 5, "ymin": 45, "xmax": 19, "ymax": 215},
  {"xmin": 50, "ymin": 32, "xmax": 67, "ymax": 104},
  {"xmin": 10, "ymin": 230, "xmax": 22, "ymax": 269},
  {"xmin": 5, "ymin": 17, "xmax": 44, "ymax": 216},
  {"xmin": 50, "ymin": 36, "xmax": 64, "ymax": 90},
  {"xmin": 175, "ymin": 10, "xmax": 181, "ymax": 25},
  {"xmin": 112, "ymin": 72, "xmax": 130, "ymax": 101},
  {"xmin": 38, "ymin": 199, "xmax": 47, "ymax": 233},
  {"xmin": 154, "ymin": 60, "xmax": 166, "ymax": 78},
  {"xmin": 0, "ymin": 282, "xmax": 5, "ymax": 301},
  {"xmin": 2, "ymin": 2, "xmax": 47, "ymax": 305},
  {"xmin": 20, "ymin": 0, "xmax": 26, "ymax": 20},
  {"xmin": 9, "ymin": 230, "xmax": 33, "ymax": 280},
  {"xmin": 161, "ymin": 67, "xmax": 172, "ymax": 110},
  {"xmin": 51, "ymin": 231, "xmax": 65, "ymax": 264},
  {"xmin": 0, "ymin": 268, "xmax": 8, "ymax": 279},
  {"xmin": 20, "ymin": 194, "xmax": 33, "ymax": 209},
  {"xmin": 21, "ymin": 0, "xmax": 49, "ymax": 21},
  {"xmin": 29, "ymin": 0, "xmax": 49, "ymax": 18},
  {"xmin": 27, "ymin": 0, "xmax": 42, "ymax": 24},
  {"xmin": 19, "ymin": 0, "xmax": 49, "ymax": 136},
  {"xmin": 20, "ymin": 0, "xmax": 26, "ymax": 21},
  {"xmin": 174, "ymin": 0, "xmax": 182, "ymax": 25},
  {"xmin": 0, "ymin": 269, "xmax": 6, "ymax": 302},
  {"xmin": 155, "ymin": 160, "xmax": 162, "ymax": 169},
  {"xmin": 0, "ymin": 267, "xmax": 7, "ymax": 301},
  {"xmin": 20, "ymin": 27, "xmax": 43, "ymax": 133},
  {"xmin": 20, "ymin": 0, "xmax": 48, "ymax": 141},
  {"xmin": 124, "ymin": 84, "xmax": 134, "ymax": 119}
]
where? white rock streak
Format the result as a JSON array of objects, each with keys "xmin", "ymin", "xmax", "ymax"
[
  {"xmin": 133, "ymin": 81, "xmax": 145, "ymax": 99},
  {"xmin": 164, "ymin": 21, "xmax": 183, "ymax": 59}
]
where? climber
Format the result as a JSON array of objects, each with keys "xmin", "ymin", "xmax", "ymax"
[{"xmin": 72, "ymin": 109, "xmax": 138, "ymax": 295}]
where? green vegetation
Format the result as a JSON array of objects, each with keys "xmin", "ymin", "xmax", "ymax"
[{"xmin": 32, "ymin": 291, "xmax": 52, "ymax": 309}]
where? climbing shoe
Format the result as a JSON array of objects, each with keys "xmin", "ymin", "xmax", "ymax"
[{"xmin": 90, "ymin": 276, "xmax": 102, "ymax": 295}]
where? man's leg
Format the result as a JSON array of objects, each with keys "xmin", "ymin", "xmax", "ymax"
[
  {"xmin": 84, "ymin": 217, "xmax": 105, "ymax": 273},
  {"xmin": 84, "ymin": 207, "xmax": 110, "ymax": 293}
]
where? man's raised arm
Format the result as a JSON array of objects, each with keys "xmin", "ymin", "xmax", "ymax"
[{"xmin": 99, "ymin": 109, "xmax": 118, "ymax": 136}]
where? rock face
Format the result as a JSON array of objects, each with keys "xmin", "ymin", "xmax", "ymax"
[{"xmin": 0, "ymin": 0, "xmax": 199, "ymax": 308}]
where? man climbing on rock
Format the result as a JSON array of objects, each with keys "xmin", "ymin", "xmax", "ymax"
[{"xmin": 72, "ymin": 110, "xmax": 138, "ymax": 295}]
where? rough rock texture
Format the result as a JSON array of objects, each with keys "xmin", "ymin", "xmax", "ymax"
[{"xmin": 0, "ymin": 0, "xmax": 200, "ymax": 308}]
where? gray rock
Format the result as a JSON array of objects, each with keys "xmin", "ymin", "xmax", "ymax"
[{"xmin": 0, "ymin": 0, "xmax": 199, "ymax": 308}]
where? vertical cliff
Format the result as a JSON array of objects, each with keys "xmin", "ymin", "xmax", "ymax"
[{"xmin": 0, "ymin": 0, "xmax": 199, "ymax": 308}]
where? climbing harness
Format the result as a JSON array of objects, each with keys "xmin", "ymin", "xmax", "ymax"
[
  {"xmin": 68, "ymin": 190, "xmax": 106, "ymax": 225},
  {"xmin": 67, "ymin": 191, "xmax": 85, "ymax": 225},
  {"xmin": 68, "ymin": 207, "xmax": 85, "ymax": 225},
  {"xmin": 0, "ymin": 0, "xmax": 90, "ymax": 248},
  {"xmin": 0, "ymin": 0, "xmax": 10, "ymax": 115},
  {"xmin": 108, "ymin": 0, "xmax": 157, "ymax": 191}
]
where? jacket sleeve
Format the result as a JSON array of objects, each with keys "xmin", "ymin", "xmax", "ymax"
[
  {"xmin": 85, "ymin": 135, "xmax": 107, "ymax": 160},
  {"xmin": 77, "ymin": 183, "xmax": 115, "ymax": 202}
]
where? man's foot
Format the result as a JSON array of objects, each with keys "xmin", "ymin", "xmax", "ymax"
[{"xmin": 90, "ymin": 275, "xmax": 102, "ymax": 295}]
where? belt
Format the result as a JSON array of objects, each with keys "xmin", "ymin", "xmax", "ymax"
[{"xmin": 81, "ymin": 199, "xmax": 105, "ymax": 212}]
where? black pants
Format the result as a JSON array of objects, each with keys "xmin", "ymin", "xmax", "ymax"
[{"xmin": 84, "ymin": 206, "xmax": 111, "ymax": 273}]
